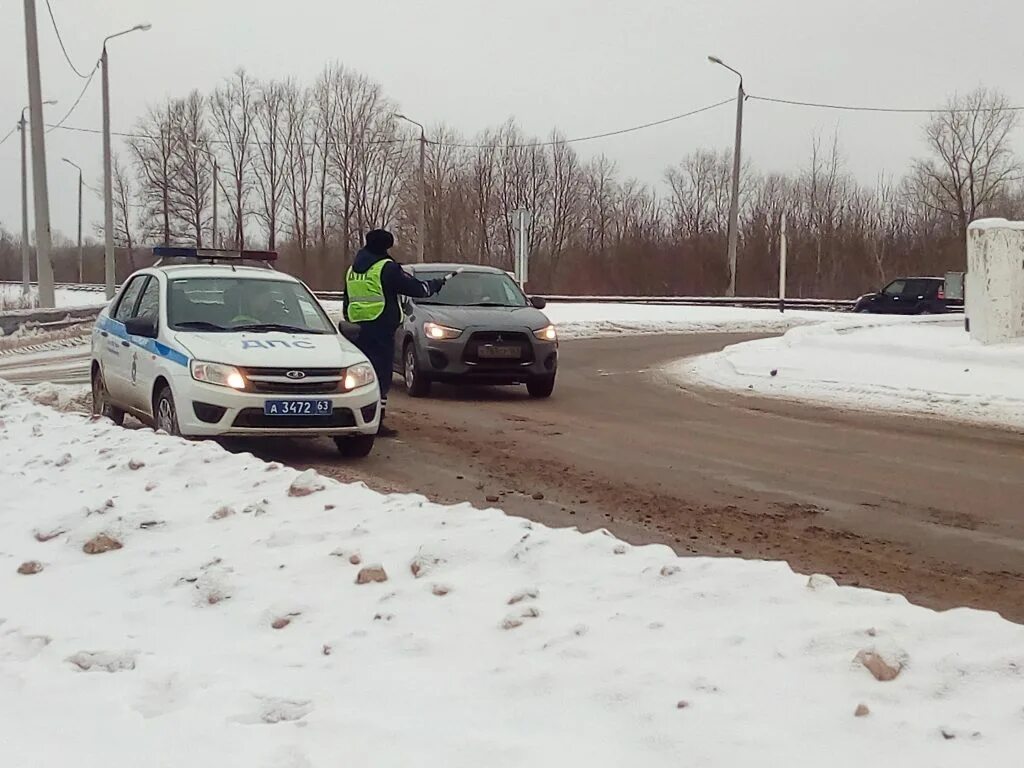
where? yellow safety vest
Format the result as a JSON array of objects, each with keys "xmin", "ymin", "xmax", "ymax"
[{"xmin": 345, "ymin": 259, "xmax": 391, "ymax": 323}]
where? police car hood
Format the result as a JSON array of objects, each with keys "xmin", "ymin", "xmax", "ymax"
[{"xmin": 173, "ymin": 332, "xmax": 367, "ymax": 369}]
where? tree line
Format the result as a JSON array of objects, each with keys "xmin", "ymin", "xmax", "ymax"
[{"xmin": 2, "ymin": 64, "xmax": 1021, "ymax": 298}]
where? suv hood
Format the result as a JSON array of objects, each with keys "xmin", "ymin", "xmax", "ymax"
[
  {"xmin": 173, "ymin": 332, "xmax": 367, "ymax": 368},
  {"xmin": 416, "ymin": 304, "xmax": 549, "ymax": 330}
]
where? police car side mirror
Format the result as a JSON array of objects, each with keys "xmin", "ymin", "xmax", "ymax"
[
  {"xmin": 530, "ymin": 296, "xmax": 547, "ymax": 310},
  {"xmin": 125, "ymin": 316, "xmax": 158, "ymax": 339},
  {"xmin": 338, "ymin": 321, "xmax": 361, "ymax": 343}
]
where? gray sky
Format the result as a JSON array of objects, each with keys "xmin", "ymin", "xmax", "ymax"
[{"xmin": 3, "ymin": 0, "xmax": 1023, "ymax": 245}]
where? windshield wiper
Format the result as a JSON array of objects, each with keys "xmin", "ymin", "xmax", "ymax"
[
  {"xmin": 232, "ymin": 323, "xmax": 327, "ymax": 335},
  {"xmin": 174, "ymin": 321, "xmax": 229, "ymax": 332}
]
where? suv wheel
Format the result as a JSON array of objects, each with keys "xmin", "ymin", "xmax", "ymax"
[
  {"xmin": 335, "ymin": 434, "xmax": 375, "ymax": 458},
  {"xmin": 404, "ymin": 342, "xmax": 432, "ymax": 398},
  {"xmin": 91, "ymin": 368, "xmax": 125, "ymax": 426},
  {"xmin": 527, "ymin": 374, "xmax": 556, "ymax": 399},
  {"xmin": 154, "ymin": 386, "xmax": 181, "ymax": 436}
]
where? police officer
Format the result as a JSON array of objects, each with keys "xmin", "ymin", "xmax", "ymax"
[{"xmin": 344, "ymin": 229, "xmax": 445, "ymax": 438}]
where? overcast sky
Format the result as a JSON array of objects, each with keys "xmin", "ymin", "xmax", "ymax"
[{"xmin": 2, "ymin": 0, "xmax": 1023, "ymax": 245}]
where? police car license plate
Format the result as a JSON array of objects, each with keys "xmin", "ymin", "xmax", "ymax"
[{"xmin": 264, "ymin": 399, "xmax": 333, "ymax": 416}]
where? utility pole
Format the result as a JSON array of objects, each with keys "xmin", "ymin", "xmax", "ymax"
[
  {"xmin": 19, "ymin": 112, "xmax": 30, "ymax": 296},
  {"xmin": 779, "ymin": 212, "xmax": 788, "ymax": 313},
  {"xmin": 708, "ymin": 55, "xmax": 745, "ymax": 298},
  {"xmin": 23, "ymin": 0, "xmax": 56, "ymax": 308},
  {"xmin": 18, "ymin": 100, "xmax": 55, "ymax": 296},
  {"xmin": 63, "ymin": 159, "xmax": 84, "ymax": 282},
  {"xmin": 396, "ymin": 113, "xmax": 426, "ymax": 263},
  {"xmin": 101, "ymin": 23, "xmax": 151, "ymax": 299}
]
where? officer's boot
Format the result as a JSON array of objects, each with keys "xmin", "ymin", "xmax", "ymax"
[{"xmin": 377, "ymin": 397, "xmax": 398, "ymax": 438}]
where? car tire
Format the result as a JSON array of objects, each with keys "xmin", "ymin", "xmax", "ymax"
[
  {"xmin": 527, "ymin": 374, "xmax": 556, "ymax": 399},
  {"xmin": 91, "ymin": 367, "xmax": 125, "ymax": 426},
  {"xmin": 154, "ymin": 385, "xmax": 181, "ymax": 436},
  {"xmin": 335, "ymin": 434, "xmax": 375, "ymax": 459},
  {"xmin": 403, "ymin": 342, "xmax": 432, "ymax": 398}
]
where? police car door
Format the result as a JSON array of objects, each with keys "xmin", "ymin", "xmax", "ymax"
[
  {"xmin": 104, "ymin": 275, "xmax": 148, "ymax": 403},
  {"xmin": 124, "ymin": 275, "xmax": 162, "ymax": 414}
]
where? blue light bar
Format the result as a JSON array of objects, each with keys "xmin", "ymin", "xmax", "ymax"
[{"xmin": 152, "ymin": 246, "xmax": 278, "ymax": 262}]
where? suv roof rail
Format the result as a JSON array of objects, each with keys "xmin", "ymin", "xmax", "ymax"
[{"xmin": 153, "ymin": 246, "xmax": 278, "ymax": 268}]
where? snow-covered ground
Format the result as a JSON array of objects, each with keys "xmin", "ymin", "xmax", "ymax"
[
  {"xmin": 3, "ymin": 385, "xmax": 1024, "ymax": 766},
  {"xmin": 678, "ymin": 316, "xmax": 1024, "ymax": 430},
  {"xmin": 0, "ymin": 283, "xmax": 108, "ymax": 311}
]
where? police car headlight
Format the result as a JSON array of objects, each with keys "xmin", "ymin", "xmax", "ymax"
[
  {"xmin": 533, "ymin": 325, "xmax": 557, "ymax": 342},
  {"xmin": 342, "ymin": 362, "xmax": 376, "ymax": 392},
  {"xmin": 424, "ymin": 322, "xmax": 462, "ymax": 341},
  {"xmin": 191, "ymin": 360, "xmax": 246, "ymax": 390}
]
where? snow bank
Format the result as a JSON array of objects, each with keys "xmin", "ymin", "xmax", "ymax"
[
  {"xmin": 2, "ymin": 386, "xmax": 1024, "ymax": 766},
  {"xmin": 679, "ymin": 316, "xmax": 1024, "ymax": 429},
  {"xmin": 0, "ymin": 284, "xmax": 107, "ymax": 311},
  {"xmin": 320, "ymin": 298, "xmax": 894, "ymax": 339}
]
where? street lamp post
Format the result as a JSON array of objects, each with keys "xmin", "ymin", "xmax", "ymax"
[
  {"xmin": 102, "ymin": 23, "xmax": 151, "ymax": 299},
  {"xmin": 63, "ymin": 158, "xmax": 84, "ymax": 283},
  {"xmin": 18, "ymin": 99, "xmax": 56, "ymax": 295},
  {"xmin": 22, "ymin": 0, "xmax": 56, "ymax": 308},
  {"xmin": 708, "ymin": 55, "xmax": 745, "ymax": 298},
  {"xmin": 396, "ymin": 113, "xmax": 426, "ymax": 263}
]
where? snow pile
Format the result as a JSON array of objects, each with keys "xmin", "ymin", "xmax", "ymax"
[
  {"xmin": 678, "ymin": 316, "xmax": 1024, "ymax": 429},
  {"xmin": 3, "ymin": 389, "xmax": 1024, "ymax": 765}
]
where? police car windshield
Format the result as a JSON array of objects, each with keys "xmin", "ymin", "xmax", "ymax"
[
  {"xmin": 167, "ymin": 278, "xmax": 334, "ymax": 334},
  {"xmin": 415, "ymin": 271, "xmax": 527, "ymax": 308}
]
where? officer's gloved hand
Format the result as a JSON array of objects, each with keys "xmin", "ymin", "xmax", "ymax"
[{"xmin": 426, "ymin": 277, "xmax": 447, "ymax": 295}]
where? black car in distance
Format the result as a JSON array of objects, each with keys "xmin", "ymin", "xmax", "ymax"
[
  {"xmin": 392, "ymin": 264, "xmax": 559, "ymax": 398},
  {"xmin": 853, "ymin": 277, "xmax": 963, "ymax": 315}
]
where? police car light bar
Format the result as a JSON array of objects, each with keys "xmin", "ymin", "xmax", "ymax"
[{"xmin": 152, "ymin": 246, "xmax": 278, "ymax": 262}]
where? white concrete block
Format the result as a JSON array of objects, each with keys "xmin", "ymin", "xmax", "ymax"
[{"xmin": 966, "ymin": 218, "xmax": 1024, "ymax": 344}]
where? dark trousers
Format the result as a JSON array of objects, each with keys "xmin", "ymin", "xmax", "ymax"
[{"xmin": 354, "ymin": 331, "xmax": 394, "ymax": 415}]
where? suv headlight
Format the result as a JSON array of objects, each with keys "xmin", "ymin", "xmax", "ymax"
[
  {"xmin": 533, "ymin": 325, "xmax": 557, "ymax": 342},
  {"xmin": 191, "ymin": 360, "xmax": 246, "ymax": 390},
  {"xmin": 342, "ymin": 362, "xmax": 376, "ymax": 392},
  {"xmin": 424, "ymin": 322, "xmax": 462, "ymax": 340}
]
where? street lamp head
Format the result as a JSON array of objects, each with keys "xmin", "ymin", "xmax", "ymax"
[
  {"xmin": 43, "ymin": 99, "xmax": 58, "ymax": 106},
  {"xmin": 708, "ymin": 55, "xmax": 724, "ymax": 65},
  {"xmin": 135, "ymin": 23, "xmax": 152, "ymax": 31}
]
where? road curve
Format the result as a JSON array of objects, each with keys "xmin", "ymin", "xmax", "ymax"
[{"xmin": 253, "ymin": 334, "xmax": 1024, "ymax": 622}]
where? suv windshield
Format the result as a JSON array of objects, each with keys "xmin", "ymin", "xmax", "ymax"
[
  {"xmin": 414, "ymin": 271, "xmax": 527, "ymax": 308},
  {"xmin": 167, "ymin": 277, "xmax": 334, "ymax": 334}
]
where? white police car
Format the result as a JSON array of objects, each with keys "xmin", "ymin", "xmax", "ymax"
[{"xmin": 90, "ymin": 247, "xmax": 380, "ymax": 457}]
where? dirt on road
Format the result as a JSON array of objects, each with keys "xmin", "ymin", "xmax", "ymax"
[{"xmin": 240, "ymin": 334, "xmax": 1024, "ymax": 624}]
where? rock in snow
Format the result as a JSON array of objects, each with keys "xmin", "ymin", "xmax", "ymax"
[
  {"xmin": 82, "ymin": 534, "xmax": 122, "ymax": 555},
  {"xmin": 855, "ymin": 650, "xmax": 903, "ymax": 682},
  {"xmin": 356, "ymin": 565, "xmax": 388, "ymax": 584},
  {"xmin": 288, "ymin": 469, "xmax": 325, "ymax": 497}
]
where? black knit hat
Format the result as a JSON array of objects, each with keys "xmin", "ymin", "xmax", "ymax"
[{"xmin": 365, "ymin": 229, "xmax": 395, "ymax": 255}]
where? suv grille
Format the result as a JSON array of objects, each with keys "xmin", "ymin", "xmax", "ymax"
[{"xmin": 462, "ymin": 331, "xmax": 534, "ymax": 367}]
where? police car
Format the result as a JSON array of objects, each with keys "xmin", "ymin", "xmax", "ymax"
[{"xmin": 90, "ymin": 247, "xmax": 381, "ymax": 458}]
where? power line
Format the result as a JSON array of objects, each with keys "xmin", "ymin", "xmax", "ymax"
[
  {"xmin": 0, "ymin": 124, "xmax": 19, "ymax": 149},
  {"xmin": 748, "ymin": 94, "xmax": 1024, "ymax": 114},
  {"xmin": 436, "ymin": 99, "xmax": 734, "ymax": 148},
  {"xmin": 44, "ymin": 0, "xmax": 94, "ymax": 79},
  {"xmin": 46, "ymin": 65, "xmax": 100, "ymax": 135}
]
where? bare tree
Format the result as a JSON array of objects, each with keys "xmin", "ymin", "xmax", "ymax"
[
  {"xmin": 211, "ymin": 69, "xmax": 256, "ymax": 248},
  {"xmin": 251, "ymin": 80, "xmax": 291, "ymax": 250},
  {"xmin": 167, "ymin": 91, "xmax": 212, "ymax": 247},
  {"xmin": 129, "ymin": 103, "xmax": 177, "ymax": 246},
  {"xmin": 908, "ymin": 88, "xmax": 1021, "ymax": 245},
  {"xmin": 282, "ymin": 80, "xmax": 316, "ymax": 262}
]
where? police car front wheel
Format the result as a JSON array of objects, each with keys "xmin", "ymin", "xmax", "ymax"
[
  {"xmin": 334, "ymin": 434, "xmax": 375, "ymax": 459},
  {"xmin": 154, "ymin": 386, "xmax": 181, "ymax": 436}
]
